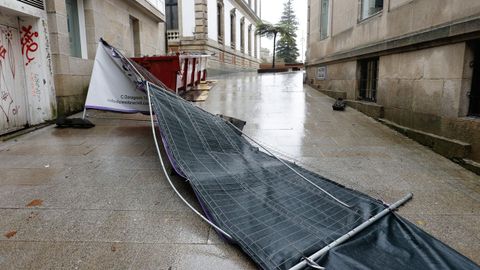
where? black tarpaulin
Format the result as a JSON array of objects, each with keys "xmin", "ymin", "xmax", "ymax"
[{"xmin": 147, "ymin": 83, "xmax": 480, "ymax": 270}]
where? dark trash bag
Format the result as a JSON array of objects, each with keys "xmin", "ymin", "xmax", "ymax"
[
  {"xmin": 333, "ymin": 98, "xmax": 346, "ymax": 111},
  {"xmin": 56, "ymin": 117, "xmax": 95, "ymax": 129}
]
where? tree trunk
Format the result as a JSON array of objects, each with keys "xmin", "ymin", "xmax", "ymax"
[{"xmin": 272, "ymin": 33, "xmax": 277, "ymax": 69}]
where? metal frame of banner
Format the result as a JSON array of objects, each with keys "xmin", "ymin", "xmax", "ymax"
[{"xmin": 288, "ymin": 193, "xmax": 413, "ymax": 270}]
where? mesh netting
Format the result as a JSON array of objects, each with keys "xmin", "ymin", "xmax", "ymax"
[{"xmin": 149, "ymin": 84, "xmax": 386, "ymax": 269}]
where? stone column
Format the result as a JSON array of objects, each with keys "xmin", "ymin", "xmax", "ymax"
[{"xmin": 194, "ymin": 0, "xmax": 208, "ymax": 40}]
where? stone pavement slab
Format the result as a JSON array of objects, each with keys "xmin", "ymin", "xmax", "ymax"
[{"xmin": 0, "ymin": 71, "xmax": 479, "ymax": 269}]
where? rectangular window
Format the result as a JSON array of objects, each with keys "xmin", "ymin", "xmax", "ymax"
[
  {"xmin": 254, "ymin": 34, "xmax": 257, "ymax": 58},
  {"xmin": 130, "ymin": 16, "xmax": 141, "ymax": 57},
  {"xmin": 469, "ymin": 41, "xmax": 480, "ymax": 116},
  {"xmin": 360, "ymin": 0, "xmax": 383, "ymax": 20},
  {"xmin": 66, "ymin": 0, "xmax": 81, "ymax": 57},
  {"xmin": 248, "ymin": 25, "xmax": 252, "ymax": 56},
  {"xmin": 320, "ymin": 0, "xmax": 329, "ymax": 40},
  {"xmin": 230, "ymin": 11, "xmax": 236, "ymax": 49},
  {"xmin": 240, "ymin": 18, "xmax": 245, "ymax": 52},
  {"xmin": 358, "ymin": 58, "xmax": 379, "ymax": 102},
  {"xmin": 217, "ymin": 3, "xmax": 224, "ymax": 44},
  {"xmin": 166, "ymin": 0, "xmax": 178, "ymax": 30}
]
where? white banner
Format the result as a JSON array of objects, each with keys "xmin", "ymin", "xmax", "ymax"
[{"xmin": 85, "ymin": 42, "xmax": 149, "ymax": 113}]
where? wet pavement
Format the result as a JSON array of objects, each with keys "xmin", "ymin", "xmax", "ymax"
[{"xmin": 0, "ymin": 71, "xmax": 479, "ymax": 269}]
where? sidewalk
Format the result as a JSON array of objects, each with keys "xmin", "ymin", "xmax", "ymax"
[{"xmin": 0, "ymin": 71, "xmax": 479, "ymax": 269}]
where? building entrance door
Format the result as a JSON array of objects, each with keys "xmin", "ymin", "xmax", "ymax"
[
  {"xmin": 0, "ymin": 23, "xmax": 28, "ymax": 135},
  {"xmin": 469, "ymin": 42, "xmax": 480, "ymax": 116}
]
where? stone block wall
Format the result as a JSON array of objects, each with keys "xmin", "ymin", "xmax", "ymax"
[
  {"xmin": 378, "ymin": 43, "xmax": 467, "ymax": 132},
  {"xmin": 306, "ymin": 41, "xmax": 480, "ymax": 162},
  {"xmin": 307, "ymin": 61, "xmax": 357, "ymax": 100},
  {"xmin": 46, "ymin": 0, "xmax": 165, "ymax": 115},
  {"xmin": 307, "ymin": 0, "xmax": 480, "ymax": 64}
]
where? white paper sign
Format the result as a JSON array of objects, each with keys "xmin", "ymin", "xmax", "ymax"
[{"xmin": 316, "ymin": 66, "xmax": 327, "ymax": 80}]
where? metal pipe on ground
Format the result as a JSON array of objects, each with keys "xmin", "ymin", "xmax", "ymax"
[{"xmin": 289, "ymin": 193, "xmax": 413, "ymax": 270}]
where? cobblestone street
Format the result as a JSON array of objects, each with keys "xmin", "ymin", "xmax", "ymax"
[{"xmin": 0, "ymin": 71, "xmax": 479, "ymax": 269}]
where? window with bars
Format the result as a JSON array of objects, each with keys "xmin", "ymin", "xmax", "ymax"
[{"xmin": 358, "ymin": 58, "xmax": 379, "ymax": 102}]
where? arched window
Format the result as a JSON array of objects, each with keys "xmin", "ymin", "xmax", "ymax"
[
  {"xmin": 217, "ymin": 0, "xmax": 224, "ymax": 44},
  {"xmin": 230, "ymin": 9, "xmax": 236, "ymax": 49}
]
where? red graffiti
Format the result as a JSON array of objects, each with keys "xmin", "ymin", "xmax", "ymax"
[
  {"xmin": 0, "ymin": 45, "xmax": 6, "ymax": 60},
  {"xmin": 20, "ymin": 25, "xmax": 38, "ymax": 66}
]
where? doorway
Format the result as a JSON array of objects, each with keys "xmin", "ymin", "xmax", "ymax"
[
  {"xmin": 0, "ymin": 22, "xmax": 28, "ymax": 135},
  {"xmin": 469, "ymin": 41, "xmax": 480, "ymax": 116},
  {"xmin": 358, "ymin": 57, "xmax": 379, "ymax": 102}
]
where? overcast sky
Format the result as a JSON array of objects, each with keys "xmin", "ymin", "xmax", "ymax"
[{"xmin": 260, "ymin": 0, "xmax": 308, "ymax": 62}]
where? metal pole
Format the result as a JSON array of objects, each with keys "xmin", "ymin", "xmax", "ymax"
[
  {"xmin": 289, "ymin": 193, "xmax": 413, "ymax": 270},
  {"xmin": 82, "ymin": 107, "xmax": 87, "ymax": 119}
]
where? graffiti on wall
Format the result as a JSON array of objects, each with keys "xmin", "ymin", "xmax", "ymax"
[
  {"xmin": 30, "ymin": 72, "xmax": 41, "ymax": 103},
  {"xmin": 0, "ymin": 25, "xmax": 28, "ymax": 132},
  {"xmin": 0, "ymin": 28, "xmax": 15, "ymax": 124},
  {"xmin": 4, "ymin": 28, "xmax": 15, "ymax": 78},
  {"xmin": 20, "ymin": 25, "xmax": 39, "ymax": 66}
]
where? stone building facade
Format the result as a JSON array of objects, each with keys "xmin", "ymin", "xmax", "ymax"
[
  {"xmin": 306, "ymin": 0, "xmax": 480, "ymax": 167},
  {"xmin": 46, "ymin": 0, "xmax": 166, "ymax": 115},
  {"xmin": 0, "ymin": 0, "xmax": 57, "ymax": 135},
  {"xmin": 166, "ymin": 0, "xmax": 262, "ymax": 74}
]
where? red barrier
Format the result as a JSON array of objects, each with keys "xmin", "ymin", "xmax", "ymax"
[{"xmin": 132, "ymin": 54, "xmax": 209, "ymax": 95}]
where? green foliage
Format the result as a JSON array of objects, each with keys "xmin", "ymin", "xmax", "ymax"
[
  {"xmin": 254, "ymin": 22, "xmax": 289, "ymax": 39},
  {"xmin": 276, "ymin": 0, "xmax": 300, "ymax": 63},
  {"xmin": 255, "ymin": 21, "xmax": 290, "ymax": 68}
]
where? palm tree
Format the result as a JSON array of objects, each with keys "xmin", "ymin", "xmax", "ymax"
[{"xmin": 255, "ymin": 22, "xmax": 291, "ymax": 69}]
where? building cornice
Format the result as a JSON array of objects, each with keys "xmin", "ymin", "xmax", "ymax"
[
  {"xmin": 233, "ymin": 0, "xmax": 261, "ymax": 23},
  {"xmin": 132, "ymin": 0, "xmax": 165, "ymax": 22},
  {"xmin": 306, "ymin": 15, "xmax": 480, "ymax": 67}
]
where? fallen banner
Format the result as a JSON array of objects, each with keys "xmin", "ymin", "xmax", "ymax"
[
  {"xmin": 85, "ymin": 39, "xmax": 148, "ymax": 113},
  {"xmin": 85, "ymin": 40, "xmax": 480, "ymax": 270}
]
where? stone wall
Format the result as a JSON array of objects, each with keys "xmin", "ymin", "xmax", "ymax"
[
  {"xmin": 307, "ymin": 41, "xmax": 480, "ymax": 162},
  {"xmin": 378, "ymin": 43, "xmax": 467, "ymax": 131},
  {"xmin": 307, "ymin": 0, "xmax": 480, "ymax": 64},
  {"xmin": 46, "ymin": 0, "xmax": 165, "ymax": 115},
  {"xmin": 379, "ymin": 43, "xmax": 480, "ymax": 161},
  {"xmin": 306, "ymin": 0, "xmax": 480, "ymax": 165},
  {"xmin": 307, "ymin": 61, "xmax": 357, "ymax": 99}
]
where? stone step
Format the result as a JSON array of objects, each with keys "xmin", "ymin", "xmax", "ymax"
[{"xmin": 378, "ymin": 118, "xmax": 471, "ymax": 159}]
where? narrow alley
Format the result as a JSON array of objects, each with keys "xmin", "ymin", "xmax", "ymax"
[{"xmin": 0, "ymin": 72, "xmax": 479, "ymax": 269}]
